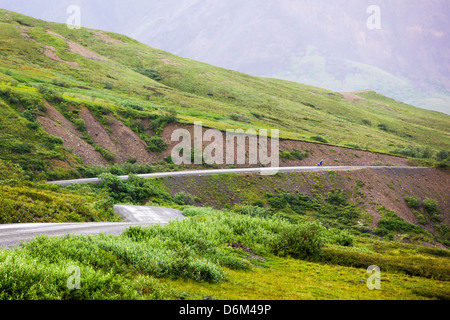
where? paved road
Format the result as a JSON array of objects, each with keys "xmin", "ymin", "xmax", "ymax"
[
  {"xmin": 1, "ymin": 166, "xmax": 428, "ymax": 248},
  {"xmin": 0, "ymin": 206, "xmax": 184, "ymax": 248},
  {"xmin": 48, "ymin": 166, "xmax": 427, "ymax": 186}
]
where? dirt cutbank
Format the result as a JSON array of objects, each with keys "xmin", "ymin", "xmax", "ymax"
[{"xmin": 158, "ymin": 122, "xmax": 408, "ymax": 167}]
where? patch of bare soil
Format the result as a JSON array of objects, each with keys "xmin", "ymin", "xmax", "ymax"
[
  {"xmin": 340, "ymin": 92, "xmax": 366, "ymax": 102},
  {"xmin": 159, "ymin": 122, "xmax": 408, "ymax": 168},
  {"xmin": 37, "ymin": 116, "xmax": 108, "ymax": 166},
  {"xmin": 80, "ymin": 108, "xmax": 153, "ymax": 164},
  {"xmin": 46, "ymin": 30, "xmax": 108, "ymax": 62},
  {"xmin": 108, "ymin": 116, "xmax": 154, "ymax": 164},
  {"xmin": 44, "ymin": 102, "xmax": 82, "ymax": 136},
  {"xmin": 17, "ymin": 28, "xmax": 80, "ymax": 67},
  {"xmin": 92, "ymin": 31, "xmax": 123, "ymax": 44}
]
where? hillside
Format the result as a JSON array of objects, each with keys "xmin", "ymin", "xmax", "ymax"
[
  {"xmin": 0, "ymin": 9, "xmax": 449, "ymax": 302},
  {"xmin": 2, "ymin": 0, "xmax": 449, "ymax": 113},
  {"xmin": 0, "ymin": 9, "xmax": 449, "ymax": 180}
]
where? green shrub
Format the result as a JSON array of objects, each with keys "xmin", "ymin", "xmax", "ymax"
[
  {"xmin": 73, "ymin": 118, "xmax": 86, "ymax": 132},
  {"xmin": 413, "ymin": 210, "xmax": 427, "ymax": 225},
  {"xmin": 147, "ymin": 135, "xmax": 168, "ymax": 152},
  {"xmin": 267, "ymin": 194, "xmax": 288, "ymax": 209},
  {"xmin": 436, "ymin": 150, "xmax": 449, "ymax": 161},
  {"xmin": 21, "ymin": 109, "xmax": 37, "ymax": 122},
  {"xmin": 280, "ymin": 149, "xmax": 308, "ymax": 161},
  {"xmin": 270, "ymin": 222, "xmax": 326, "ymax": 259},
  {"xmin": 94, "ymin": 146, "xmax": 115, "ymax": 162},
  {"xmin": 404, "ymin": 196, "xmax": 420, "ymax": 209},
  {"xmin": 326, "ymin": 228, "xmax": 354, "ymax": 246},
  {"xmin": 423, "ymin": 198, "xmax": 439, "ymax": 215},
  {"xmin": 52, "ymin": 78, "xmax": 70, "ymax": 88},
  {"xmin": 135, "ymin": 67, "xmax": 162, "ymax": 81},
  {"xmin": 436, "ymin": 160, "xmax": 450, "ymax": 169},
  {"xmin": 174, "ymin": 192, "xmax": 199, "ymax": 205},
  {"xmin": 266, "ymin": 192, "xmax": 317, "ymax": 215},
  {"xmin": 97, "ymin": 173, "xmax": 172, "ymax": 204},
  {"xmin": 292, "ymin": 149, "xmax": 308, "ymax": 160},
  {"xmin": 280, "ymin": 151, "xmax": 294, "ymax": 160},
  {"xmin": 11, "ymin": 142, "xmax": 34, "ymax": 154},
  {"xmin": 311, "ymin": 136, "xmax": 328, "ymax": 143},
  {"xmin": 0, "ymin": 159, "xmax": 28, "ymax": 185},
  {"xmin": 238, "ymin": 205, "xmax": 273, "ymax": 219},
  {"xmin": 393, "ymin": 145, "xmax": 434, "ymax": 159},
  {"xmin": 252, "ymin": 199, "xmax": 265, "ymax": 208},
  {"xmin": 374, "ymin": 207, "xmax": 426, "ymax": 236},
  {"xmin": 104, "ymin": 81, "xmax": 114, "ymax": 90},
  {"xmin": 326, "ymin": 189, "xmax": 347, "ymax": 206},
  {"xmin": 149, "ymin": 114, "xmax": 176, "ymax": 132}
]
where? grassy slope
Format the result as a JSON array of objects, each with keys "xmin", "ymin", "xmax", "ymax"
[
  {"xmin": 0, "ymin": 8, "xmax": 448, "ymax": 176},
  {"xmin": 0, "ymin": 9, "xmax": 449, "ymax": 301},
  {"xmin": 0, "ymin": 207, "xmax": 448, "ymax": 300}
]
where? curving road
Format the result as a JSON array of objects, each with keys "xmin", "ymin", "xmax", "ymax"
[
  {"xmin": 47, "ymin": 166, "xmax": 427, "ymax": 186},
  {"xmin": 0, "ymin": 206, "xmax": 184, "ymax": 248},
  {"xmin": 1, "ymin": 166, "xmax": 428, "ymax": 248}
]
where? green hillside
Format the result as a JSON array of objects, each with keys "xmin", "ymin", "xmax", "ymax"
[
  {"xmin": 0, "ymin": 8, "xmax": 449, "ymax": 179},
  {"xmin": 0, "ymin": 9, "xmax": 449, "ymax": 302}
]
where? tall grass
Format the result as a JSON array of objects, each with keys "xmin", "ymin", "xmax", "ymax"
[{"xmin": 0, "ymin": 205, "xmax": 448, "ymax": 299}]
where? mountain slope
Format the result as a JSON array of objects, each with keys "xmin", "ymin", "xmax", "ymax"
[
  {"xmin": 0, "ymin": 9, "xmax": 449, "ymax": 178},
  {"xmin": 1, "ymin": 0, "xmax": 448, "ymax": 113}
]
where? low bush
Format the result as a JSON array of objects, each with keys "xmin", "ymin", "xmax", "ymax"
[
  {"xmin": 173, "ymin": 192, "xmax": 200, "ymax": 205},
  {"xmin": 423, "ymin": 198, "xmax": 439, "ymax": 216},
  {"xmin": 374, "ymin": 207, "xmax": 427, "ymax": 237},
  {"xmin": 436, "ymin": 150, "xmax": 449, "ymax": 161},
  {"xmin": 11, "ymin": 142, "xmax": 34, "ymax": 154},
  {"xmin": 326, "ymin": 189, "xmax": 347, "ymax": 206},
  {"xmin": 404, "ymin": 196, "xmax": 420, "ymax": 209},
  {"xmin": 147, "ymin": 136, "xmax": 168, "ymax": 153},
  {"xmin": 237, "ymin": 205, "xmax": 273, "ymax": 219},
  {"xmin": 280, "ymin": 149, "xmax": 308, "ymax": 161},
  {"xmin": 135, "ymin": 67, "xmax": 162, "ymax": 81},
  {"xmin": 392, "ymin": 145, "xmax": 434, "ymax": 159},
  {"xmin": 73, "ymin": 118, "xmax": 87, "ymax": 132},
  {"xmin": 97, "ymin": 173, "xmax": 172, "ymax": 205},
  {"xmin": 326, "ymin": 228, "xmax": 354, "ymax": 247},
  {"xmin": 311, "ymin": 136, "xmax": 328, "ymax": 143},
  {"xmin": 270, "ymin": 222, "xmax": 326, "ymax": 259}
]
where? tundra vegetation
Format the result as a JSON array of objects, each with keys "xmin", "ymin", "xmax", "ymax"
[{"xmin": 0, "ymin": 9, "xmax": 448, "ymax": 300}]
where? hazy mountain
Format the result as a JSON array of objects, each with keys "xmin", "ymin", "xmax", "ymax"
[{"xmin": 1, "ymin": 0, "xmax": 449, "ymax": 113}]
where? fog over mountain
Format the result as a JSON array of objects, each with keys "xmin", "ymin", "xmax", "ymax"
[{"xmin": 1, "ymin": 0, "xmax": 449, "ymax": 114}]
